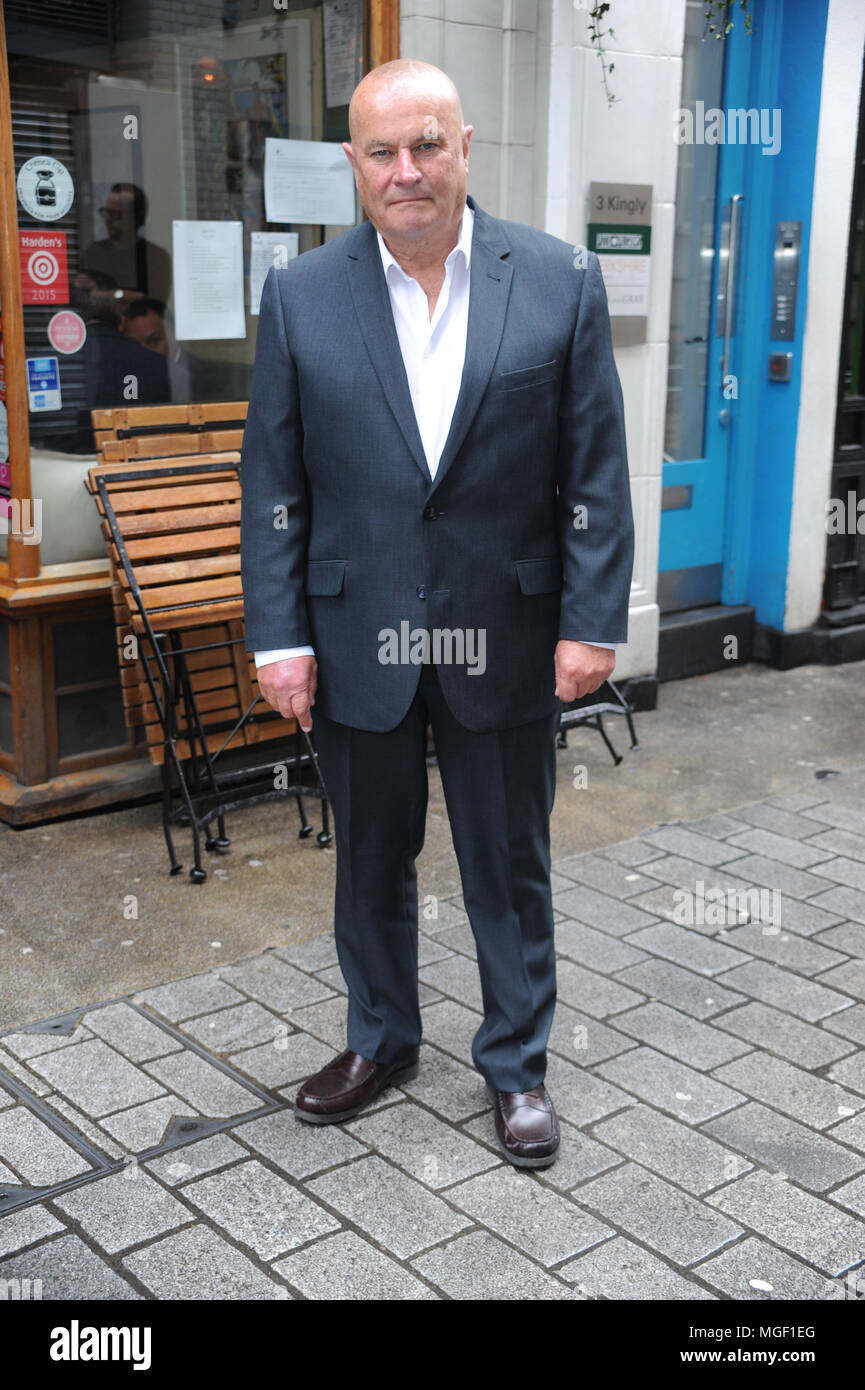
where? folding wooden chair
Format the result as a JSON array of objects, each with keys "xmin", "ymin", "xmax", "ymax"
[{"xmin": 86, "ymin": 406, "xmax": 331, "ymax": 882}]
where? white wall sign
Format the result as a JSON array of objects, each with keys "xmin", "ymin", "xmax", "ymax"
[{"xmin": 588, "ymin": 182, "xmax": 653, "ymax": 344}]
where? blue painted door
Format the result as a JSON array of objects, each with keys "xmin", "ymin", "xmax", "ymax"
[{"xmin": 659, "ymin": 11, "xmax": 754, "ymax": 612}]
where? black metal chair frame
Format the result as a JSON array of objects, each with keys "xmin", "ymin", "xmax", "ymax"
[
  {"xmin": 556, "ymin": 678, "xmax": 640, "ymax": 765},
  {"xmin": 93, "ymin": 461, "xmax": 332, "ymax": 883}
]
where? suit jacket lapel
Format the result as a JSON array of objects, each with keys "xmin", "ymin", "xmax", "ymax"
[
  {"xmin": 430, "ymin": 199, "xmax": 513, "ymax": 496},
  {"xmin": 345, "ymin": 221, "xmax": 431, "ymax": 483},
  {"xmin": 344, "ymin": 195, "xmax": 513, "ymax": 493}
]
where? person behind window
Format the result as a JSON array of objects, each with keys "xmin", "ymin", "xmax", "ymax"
[
  {"xmin": 121, "ymin": 296, "xmax": 192, "ymax": 402},
  {"xmin": 80, "ymin": 183, "xmax": 172, "ymax": 306},
  {"xmin": 68, "ymin": 271, "xmax": 171, "ymax": 449}
]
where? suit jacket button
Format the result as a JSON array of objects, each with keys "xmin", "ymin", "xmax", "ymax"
[
  {"xmin": 423, "ymin": 505, "xmax": 438, "ymax": 520},
  {"xmin": 416, "ymin": 585, "xmax": 426, "ymax": 599}
]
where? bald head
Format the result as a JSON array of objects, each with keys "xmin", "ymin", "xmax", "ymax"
[
  {"xmin": 348, "ymin": 60, "xmax": 465, "ymax": 144},
  {"xmin": 342, "ymin": 61, "xmax": 472, "ymax": 259}
]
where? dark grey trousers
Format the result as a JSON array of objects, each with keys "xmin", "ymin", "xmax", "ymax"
[{"xmin": 311, "ymin": 660, "xmax": 560, "ymax": 1091}]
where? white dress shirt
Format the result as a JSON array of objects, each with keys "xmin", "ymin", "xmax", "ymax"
[{"xmin": 254, "ymin": 204, "xmax": 614, "ymax": 669}]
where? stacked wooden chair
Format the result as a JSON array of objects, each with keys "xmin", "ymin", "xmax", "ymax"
[{"xmin": 86, "ymin": 402, "xmax": 331, "ymax": 882}]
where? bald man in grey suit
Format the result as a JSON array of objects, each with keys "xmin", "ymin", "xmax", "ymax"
[{"xmin": 241, "ymin": 60, "xmax": 634, "ymax": 1167}]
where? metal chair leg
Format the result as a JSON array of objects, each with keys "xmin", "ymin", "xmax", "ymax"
[{"xmin": 296, "ymin": 793, "xmax": 313, "ymax": 838}]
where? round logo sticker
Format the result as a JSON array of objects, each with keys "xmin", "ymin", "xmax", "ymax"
[
  {"xmin": 48, "ymin": 310, "xmax": 87, "ymax": 355},
  {"xmin": 17, "ymin": 157, "xmax": 75, "ymax": 222}
]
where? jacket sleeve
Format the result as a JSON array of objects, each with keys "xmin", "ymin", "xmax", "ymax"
[
  {"xmin": 555, "ymin": 250, "xmax": 635, "ymax": 644},
  {"xmin": 240, "ymin": 265, "xmax": 312, "ymax": 652}
]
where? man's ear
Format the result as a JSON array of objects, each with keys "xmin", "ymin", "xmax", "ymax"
[{"xmin": 462, "ymin": 124, "xmax": 474, "ymax": 161}]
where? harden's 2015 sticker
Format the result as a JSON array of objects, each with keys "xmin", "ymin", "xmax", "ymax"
[
  {"xmin": 19, "ymin": 230, "xmax": 69, "ymax": 305},
  {"xmin": 17, "ymin": 156, "xmax": 75, "ymax": 222}
]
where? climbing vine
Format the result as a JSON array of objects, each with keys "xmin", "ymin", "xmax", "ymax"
[{"xmin": 587, "ymin": 1, "xmax": 755, "ymax": 107}]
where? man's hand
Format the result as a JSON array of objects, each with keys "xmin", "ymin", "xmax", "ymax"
[
  {"xmin": 256, "ymin": 655, "xmax": 318, "ymax": 732},
  {"xmin": 554, "ymin": 640, "xmax": 615, "ymax": 703}
]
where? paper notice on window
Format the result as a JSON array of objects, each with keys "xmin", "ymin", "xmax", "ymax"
[
  {"xmin": 323, "ymin": 0, "xmax": 362, "ymax": 108},
  {"xmin": 172, "ymin": 221, "xmax": 245, "ymax": 340},
  {"xmin": 250, "ymin": 232, "xmax": 299, "ymax": 315},
  {"xmin": 264, "ymin": 139, "xmax": 356, "ymax": 226}
]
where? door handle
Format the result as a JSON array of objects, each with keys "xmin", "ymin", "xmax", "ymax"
[{"xmin": 720, "ymin": 194, "xmax": 744, "ymax": 401}]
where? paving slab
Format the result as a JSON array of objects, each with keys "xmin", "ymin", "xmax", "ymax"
[
  {"xmin": 123, "ymin": 1222, "xmax": 292, "ymax": 1300},
  {"xmin": 412, "ymin": 1229, "xmax": 578, "ymax": 1299},
  {"xmin": 694, "ymin": 1236, "xmax": 839, "ymax": 1300},
  {"xmin": 135, "ymin": 973, "xmax": 246, "ymax": 1022},
  {"xmin": 559, "ymin": 1234, "xmax": 717, "ymax": 1299},
  {"xmin": 347, "ymin": 1101, "xmax": 499, "ymax": 1189},
  {"xmin": 702, "ymin": 1101, "xmax": 865, "ymax": 1192},
  {"xmin": 54, "ymin": 1169, "xmax": 191, "ymax": 1255},
  {"xmin": 399, "ymin": 1043, "xmax": 488, "ymax": 1122},
  {"xmin": 0, "ymin": 1233, "xmax": 141, "ymax": 1300},
  {"xmin": 574, "ymin": 1161, "xmax": 743, "ymax": 1265},
  {"xmin": 100, "ymin": 1096, "xmax": 198, "ymax": 1152},
  {"xmin": 590, "ymin": 1103, "xmax": 752, "ymax": 1195},
  {"xmin": 612, "ymin": 959, "xmax": 747, "ymax": 1020},
  {"xmin": 306, "ymin": 1154, "xmax": 471, "ymax": 1260},
  {"xmin": 228, "ymin": 1032, "xmax": 335, "ymax": 1090},
  {"xmin": 185, "ymin": 1159, "xmax": 340, "ymax": 1260},
  {"xmin": 446, "ymin": 1166, "xmax": 613, "ymax": 1267},
  {"xmin": 28, "ymin": 1039, "xmax": 166, "ymax": 1117},
  {"xmin": 80, "ymin": 1003, "xmax": 182, "ymax": 1063},
  {"xmin": 712, "ymin": 960, "xmax": 853, "ymax": 1023},
  {"xmin": 143, "ymin": 1051, "xmax": 260, "ymax": 1118},
  {"xmin": 180, "ymin": 1002, "xmax": 286, "ymax": 1054},
  {"xmin": 0, "ymin": 1105, "xmax": 92, "ymax": 1185},
  {"xmin": 145, "ymin": 1134, "xmax": 248, "ymax": 1186},
  {"xmin": 595, "ymin": 1046, "xmax": 745, "ymax": 1124},
  {"xmin": 713, "ymin": 1001, "xmax": 856, "ymax": 1070},
  {"xmin": 0, "ymin": 1205, "xmax": 65, "ymax": 1259},
  {"xmin": 609, "ymin": 1002, "xmax": 752, "ymax": 1070},
  {"xmin": 233, "ymin": 1108, "xmax": 367, "ymax": 1180},
  {"xmin": 707, "ymin": 1170, "xmax": 865, "ymax": 1276},
  {"xmin": 547, "ymin": 1000, "xmax": 637, "ymax": 1068},
  {"xmin": 711, "ymin": 1053, "xmax": 864, "ymax": 1130},
  {"xmin": 276, "ymin": 1230, "xmax": 439, "ymax": 1300},
  {"xmin": 217, "ymin": 954, "xmax": 335, "ymax": 1013}
]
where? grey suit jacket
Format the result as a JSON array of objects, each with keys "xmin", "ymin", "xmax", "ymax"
[{"xmin": 240, "ymin": 194, "xmax": 634, "ymax": 733}]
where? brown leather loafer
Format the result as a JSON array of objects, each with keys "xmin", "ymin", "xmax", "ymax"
[
  {"xmin": 486, "ymin": 1082, "xmax": 560, "ymax": 1168},
  {"xmin": 294, "ymin": 1048, "xmax": 420, "ymax": 1125}
]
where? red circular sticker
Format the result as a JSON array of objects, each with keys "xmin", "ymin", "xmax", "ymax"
[{"xmin": 47, "ymin": 310, "xmax": 87, "ymax": 355}]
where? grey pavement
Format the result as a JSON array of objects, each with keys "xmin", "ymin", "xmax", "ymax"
[{"xmin": 2, "ymin": 759, "xmax": 865, "ymax": 1298}]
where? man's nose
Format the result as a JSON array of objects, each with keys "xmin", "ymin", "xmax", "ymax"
[{"xmin": 393, "ymin": 149, "xmax": 422, "ymax": 182}]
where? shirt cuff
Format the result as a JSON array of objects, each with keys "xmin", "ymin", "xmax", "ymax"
[
  {"xmin": 577, "ymin": 641, "xmax": 617, "ymax": 649},
  {"xmin": 254, "ymin": 646, "xmax": 315, "ymax": 668}
]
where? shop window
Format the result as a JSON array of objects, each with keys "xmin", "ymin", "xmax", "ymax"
[{"xmin": 7, "ymin": 0, "xmax": 363, "ymax": 468}]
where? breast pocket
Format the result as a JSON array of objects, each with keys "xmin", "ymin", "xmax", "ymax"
[{"xmin": 496, "ymin": 360, "xmax": 559, "ymax": 393}]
